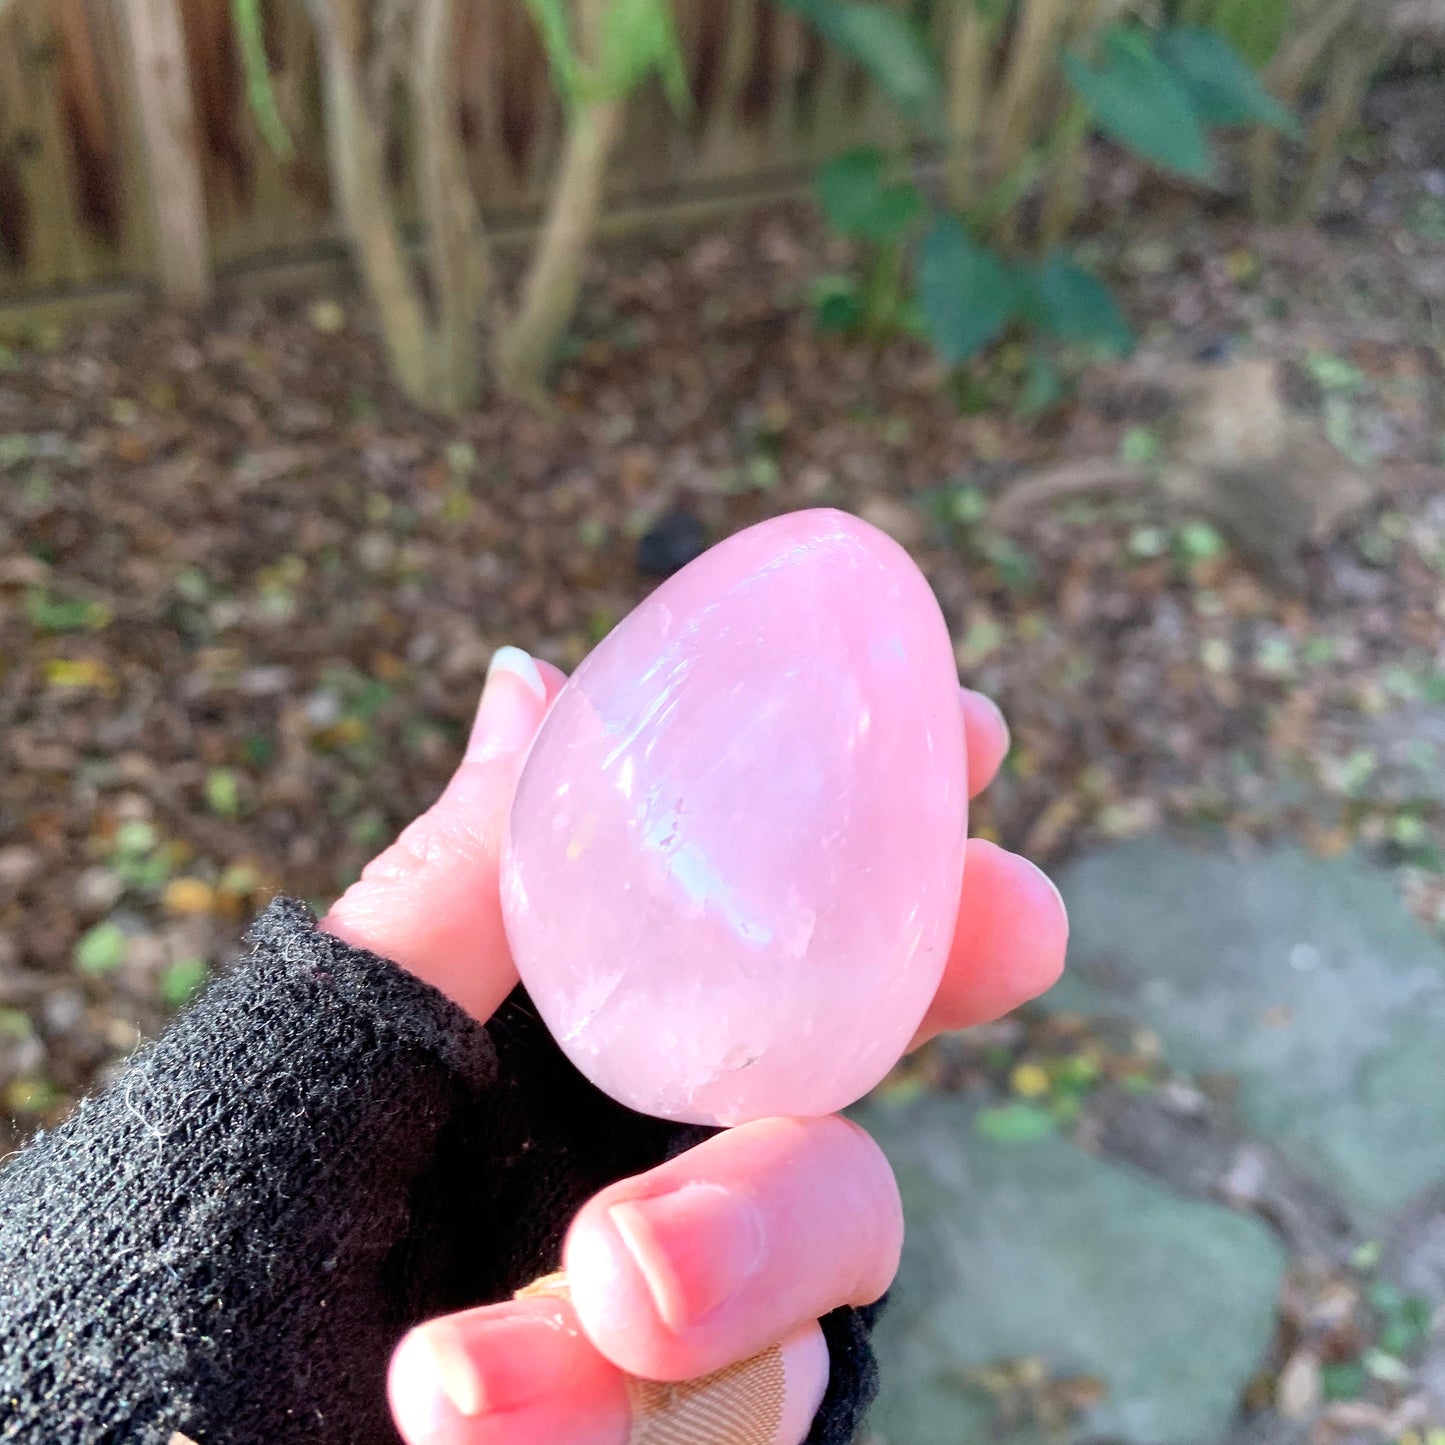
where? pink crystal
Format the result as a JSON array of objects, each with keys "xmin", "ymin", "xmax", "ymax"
[{"xmin": 501, "ymin": 508, "xmax": 967, "ymax": 1125}]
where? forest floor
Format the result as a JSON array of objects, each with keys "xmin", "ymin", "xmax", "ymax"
[
  {"xmin": 1, "ymin": 83, "xmax": 1443, "ymax": 1149},
  {"xmin": 2, "ymin": 90, "xmax": 1445, "ymax": 1144},
  {"xmin": 1, "ymin": 69, "xmax": 1444, "ymax": 1445}
]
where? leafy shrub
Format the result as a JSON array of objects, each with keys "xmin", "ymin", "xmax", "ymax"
[{"xmin": 786, "ymin": 0, "xmax": 1298, "ymax": 399}]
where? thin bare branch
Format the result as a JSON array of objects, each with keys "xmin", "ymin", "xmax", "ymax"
[
  {"xmin": 943, "ymin": 0, "xmax": 993, "ymax": 211},
  {"xmin": 496, "ymin": 0, "xmax": 625, "ymax": 400},
  {"xmin": 309, "ymin": 0, "xmax": 436, "ymax": 403},
  {"xmin": 411, "ymin": 0, "xmax": 493, "ymax": 409}
]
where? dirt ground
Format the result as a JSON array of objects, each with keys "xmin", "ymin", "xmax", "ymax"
[{"xmin": 1, "ymin": 80, "xmax": 1443, "ymax": 1158}]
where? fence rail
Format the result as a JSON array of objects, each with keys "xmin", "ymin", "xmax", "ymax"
[
  {"xmin": 2, "ymin": 0, "xmax": 1438, "ymax": 306},
  {"xmin": 0, "ymin": 0, "xmax": 910, "ymax": 301}
]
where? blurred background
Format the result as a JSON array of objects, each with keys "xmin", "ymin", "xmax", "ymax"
[{"xmin": 2, "ymin": 0, "xmax": 1444, "ymax": 1439}]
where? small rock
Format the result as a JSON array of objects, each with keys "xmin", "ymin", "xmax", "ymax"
[
  {"xmin": 857, "ymin": 496, "xmax": 925, "ymax": 549},
  {"xmin": 1191, "ymin": 335, "xmax": 1237, "ymax": 366},
  {"xmin": 42, "ymin": 988, "xmax": 85, "ymax": 1034},
  {"xmin": 0, "ymin": 1030, "xmax": 45, "ymax": 1080},
  {"xmin": 275, "ymin": 399, "xmax": 333, "ymax": 436},
  {"xmin": 73, "ymin": 867, "xmax": 124, "ymax": 916},
  {"xmin": 304, "ymin": 689, "xmax": 344, "ymax": 728},
  {"xmin": 238, "ymin": 666, "xmax": 294, "ymax": 698},
  {"xmin": 1276, "ymin": 1349, "xmax": 1321, "ymax": 1419},
  {"xmin": 355, "ymin": 532, "xmax": 396, "ymax": 573},
  {"xmin": 636, "ymin": 511, "xmax": 706, "ymax": 578},
  {"xmin": 0, "ymin": 846, "xmax": 42, "ymax": 891},
  {"xmin": 856, "ymin": 1094, "xmax": 1286, "ymax": 1445},
  {"xmin": 1050, "ymin": 843, "xmax": 1445, "ymax": 1216},
  {"xmin": 309, "ymin": 299, "xmax": 346, "ymax": 334}
]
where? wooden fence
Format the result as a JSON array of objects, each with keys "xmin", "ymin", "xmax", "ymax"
[{"xmin": 0, "ymin": 0, "xmax": 907, "ymax": 302}]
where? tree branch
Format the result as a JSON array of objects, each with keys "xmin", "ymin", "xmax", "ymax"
[
  {"xmin": 307, "ymin": 0, "xmax": 437, "ymax": 405},
  {"xmin": 411, "ymin": 0, "xmax": 494, "ymax": 410}
]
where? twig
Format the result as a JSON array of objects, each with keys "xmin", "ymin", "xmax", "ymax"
[
  {"xmin": 1289, "ymin": 24, "xmax": 1389, "ymax": 223},
  {"xmin": 411, "ymin": 0, "xmax": 493, "ymax": 410},
  {"xmin": 943, "ymin": 0, "xmax": 993, "ymax": 212},
  {"xmin": 990, "ymin": 457, "xmax": 1151, "ymax": 530}
]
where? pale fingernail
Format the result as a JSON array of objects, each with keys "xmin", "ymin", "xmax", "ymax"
[
  {"xmin": 390, "ymin": 1309, "xmax": 579, "ymax": 1438},
  {"xmin": 1022, "ymin": 853, "xmax": 1069, "ymax": 931},
  {"xmin": 608, "ymin": 1184, "xmax": 765, "ymax": 1331},
  {"xmin": 775, "ymin": 1323, "xmax": 831, "ymax": 1445},
  {"xmin": 963, "ymin": 686, "xmax": 1011, "ymax": 756},
  {"xmin": 467, "ymin": 647, "xmax": 546, "ymax": 761},
  {"xmin": 488, "ymin": 645, "xmax": 547, "ymax": 701},
  {"xmin": 390, "ymin": 1321, "xmax": 484, "ymax": 1438}
]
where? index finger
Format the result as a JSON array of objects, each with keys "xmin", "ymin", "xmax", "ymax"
[{"xmin": 321, "ymin": 648, "xmax": 564, "ymax": 1022}]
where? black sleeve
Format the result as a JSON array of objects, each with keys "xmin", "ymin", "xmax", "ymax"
[{"xmin": 0, "ymin": 897, "xmax": 880, "ymax": 1445}]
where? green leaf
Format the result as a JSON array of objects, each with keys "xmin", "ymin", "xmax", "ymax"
[
  {"xmin": 981, "ymin": 536, "xmax": 1037, "ymax": 592},
  {"xmin": 1121, "ymin": 424, "xmax": 1163, "ymax": 465},
  {"xmin": 597, "ymin": 0, "xmax": 690, "ymax": 108},
  {"xmin": 812, "ymin": 274, "xmax": 866, "ymax": 332},
  {"xmin": 75, "ymin": 922, "xmax": 127, "ymax": 976},
  {"xmin": 1024, "ymin": 254, "xmax": 1134, "ymax": 356},
  {"xmin": 976, "ymin": 1103, "xmax": 1057, "ymax": 1143},
  {"xmin": 1320, "ymin": 1361, "xmax": 1368, "ymax": 1401},
  {"xmin": 915, "ymin": 216, "xmax": 1015, "ymax": 367},
  {"xmin": 1155, "ymin": 26, "xmax": 1299, "ymax": 135},
  {"xmin": 523, "ymin": 0, "xmax": 580, "ymax": 100},
  {"xmin": 1018, "ymin": 350, "xmax": 1065, "ymax": 418},
  {"xmin": 231, "ymin": 0, "xmax": 293, "ymax": 160},
  {"xmin": 0, "ymin": 1007, "xmax": 34, "ymax": 1041},
  {"xmin": 160, "ymin": 957, "xmax": 210, "ymax": 1009},
  {"xmin": 780, "ymin": 0, "xmax": 941, "ymax": 132},
  {"xmin": 1063, "ymin": 29, "xmax": 1213, "ymax": 179},
  {"xmin": 1174, "ymin": 519, "xmax": 1227, "ymax": 563},
  {"xmin": 815, "ymin": 147, "xmax": 922, "ymax": 243},
  {"xmin": 25, "ymin": 588, "xmax": 111, "ymax": 633},
  {"xmin": 835, "ymin": 5, "xmax": 939, "ymax": 127},
  {"xmin": 1211, "ymin": 0, "xmax": 1289, "ymax": 68},
  {"xmin": 1305, "ymin": 348, "xmax": 1366, "ymax": 393},
  {"xmin": 205, "ymin": 768, "xmax": 241, "ymax": 818},
  {"xmin": 113, "ymin": 819, "xmax": 159, "ymax": 857}
]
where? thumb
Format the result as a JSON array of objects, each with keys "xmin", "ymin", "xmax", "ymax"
[{"xmin": 321, "ymin": 647, "xmax": 560, "ymax": 1023}]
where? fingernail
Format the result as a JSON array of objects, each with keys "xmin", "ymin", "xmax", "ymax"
[
  {"xmin": 1029, "ymin": 857, "xmax": 1069, "ymax": 933},
  {"xmin": 391, "ymin": 1321, "xmax": 485, "ymax": 1436},
  {"xmin": 390, "ymin": 1308, "xmax": 577, "ymax": 1436},
  {"xmin": 467, "ymin": 647, "xmax": 546, "ymax": 761},
  {"xmin": 488, "ymin": 645, "xmax": 547, "ymax": 701},
  {"xmin": 964, "ymin": 687, "xmax": 1011, "ymax": 756},
  {"xmin": 775, "ymin": 1323, "xmax": 831, "ymax": 1445},
  {"xmin": 607, "ymin": 1184, "xmax": 764, "ymax": 1331}
]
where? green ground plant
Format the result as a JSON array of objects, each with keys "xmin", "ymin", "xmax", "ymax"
[{"xmin": 787, "ymin": 0, "xmax": 1298, "ymax": 402}]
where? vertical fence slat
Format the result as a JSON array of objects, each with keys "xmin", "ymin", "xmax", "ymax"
[
  {"xmin": 118, "ymin": 0, "xmax": 211, "ymax": 301},
  {"xmin": 1, "ymin": 0, "xmax": 95, "ymax": 288}
]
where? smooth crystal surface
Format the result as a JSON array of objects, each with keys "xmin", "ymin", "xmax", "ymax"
[{"xmin": 501, "ymin": 508, "xmax": 967, "ymax": 1125}]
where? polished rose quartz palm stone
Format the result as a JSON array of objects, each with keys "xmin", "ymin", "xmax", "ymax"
[{"xmin": 501, "ymin": 508, "xmax": 967, "ymax": 1125}]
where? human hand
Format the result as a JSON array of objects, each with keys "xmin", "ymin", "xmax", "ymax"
[{"xmin": 322, "ymin": 648, "xmax": 1068, "ymax": 1445}]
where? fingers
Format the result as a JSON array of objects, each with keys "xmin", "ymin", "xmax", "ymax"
[
  {"xmin": 564, "ymin": 1115, "xmax": 901, "ymax": 1382},
  {"xmin": 389, "ymin": 1299, "xmax": 827, "ymax": 1445},
  {"xmin": 959, "ymin": 687, "xmax": 1010, "ymax": 797},
  {"xmin": 912, "ymin": 837, "xmax": 1069, "ymax": 1046},
  {"xmin": 389, "ymin": 1294, "xmax": 630, "ymax": 1445},
  {"xmin": 321, "ymin": 647, "xmax": 554, "ymax": 1023}
]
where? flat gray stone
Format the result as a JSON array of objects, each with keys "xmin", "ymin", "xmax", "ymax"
[
  {"xmin": 855, "ymin": 1095, "xmax": 1285, "ymax": 1445},
  {"xmin": 1049, "ymin": 842, "xmax": 1445, "ymax": 1217}
]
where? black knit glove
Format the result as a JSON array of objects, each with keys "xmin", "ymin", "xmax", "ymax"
[{"xmin": 0, "ymin": 898, "xmax": 880, "ymax": 1445}]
